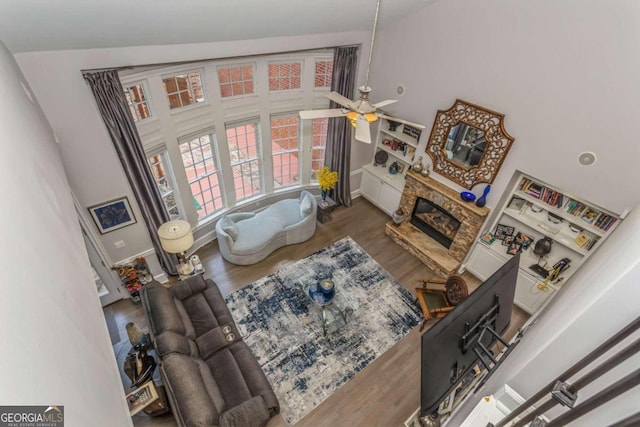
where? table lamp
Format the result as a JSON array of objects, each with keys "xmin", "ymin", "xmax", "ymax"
[{"xmin": 158, "ymin": 219, "xmax": 194, "ymax": 276}]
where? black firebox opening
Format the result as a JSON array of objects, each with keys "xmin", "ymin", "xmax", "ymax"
[{"xmin": 410, "ymin": 197, "xmax": 461, "ymax": 249}]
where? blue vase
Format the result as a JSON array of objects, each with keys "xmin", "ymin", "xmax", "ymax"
[{"xmin": 476, "ymin": 185, "xmax": 491, "ymax": 207}]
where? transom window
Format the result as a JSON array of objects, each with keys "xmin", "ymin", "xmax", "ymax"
[
  {"xmin": 314, "ymin": 60, "xmax": 333, "ymax": 88},
  {"xmin": 147, "ymin": 151, "xmax": 181, "ymax": 219},
  {"xmin": 218, "ymin": 65, "xmax": 255, "ymax": 98},
  {"xmin": 227, "ymin": 122, "xmax": 262, "ymax": 201},
  {"xmin": 163, "ymin": 71, "xmax": 204, "ymax": 109},
  {"xmin": 311, "ymin": 118, "xmax": 329, "ymax": 180},
  {"xmin": 179, "ymin": 134, "xmax": 224, "ymax": 220},
  {"xmin": 271, "ymin": 114, "xmax": 300, "ymax": 188},
  {"xmin": 268, "ymin": 62, "xmax": 302, "ymax": 91},
  {"xmin": 124, "ymin": 83, "xmax": 151, "ymax": 122}
]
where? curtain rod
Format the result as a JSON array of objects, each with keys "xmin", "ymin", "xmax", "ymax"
[{"xmin": 81, "ymin": 44, "xmax": 360, "ymax": 75}]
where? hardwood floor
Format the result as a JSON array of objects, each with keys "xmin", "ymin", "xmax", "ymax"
[{"xmin": 106, "ymin": 196, "xmax": 529, "ymax": 426}]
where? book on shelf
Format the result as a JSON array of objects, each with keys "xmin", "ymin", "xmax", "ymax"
[
  {"xmin": 520, "ymin": 178, "xmax": 565, "ymax": 208},
  {"xmin": 575, "ymin": 233, "xmax": 589, "ymax": 247}
]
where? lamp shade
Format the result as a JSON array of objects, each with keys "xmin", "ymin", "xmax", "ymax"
[{"xmin": 158, "ymin": 220, "xmax": 193, "ymax": 254}]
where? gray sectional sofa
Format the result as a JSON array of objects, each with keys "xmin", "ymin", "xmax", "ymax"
[
  {"xmin": 215, "ymin": 190, "xmax": 317, "ymax": 265},
  {"xmin": 141, "ymin": 276, "xmax": 279, "ymax": 427}
]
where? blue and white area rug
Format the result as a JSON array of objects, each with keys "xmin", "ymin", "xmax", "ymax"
[{"xmin": 225, "ymin": 236, "xmax": 422, "ymax": 425}]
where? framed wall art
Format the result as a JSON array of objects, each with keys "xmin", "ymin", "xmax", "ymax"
[{"xmin": 88, "ymin": 196, "xmax": 137, "ymax": 234}]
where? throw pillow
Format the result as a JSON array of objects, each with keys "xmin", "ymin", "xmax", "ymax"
[
  {"xmin": 220, "ymin": 216, "xmax": 238, "ymax": 241},
  {"xmin": 300, "ymin": 194, "xmax": 313, "ymax": 217}
]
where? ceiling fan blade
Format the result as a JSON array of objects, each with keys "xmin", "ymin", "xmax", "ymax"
[
  {"xmin": 378, "ymin": 114, "xmax": 426, "ymax": 129},
  {"xmin": 372, "ymin": 99, "xmax": 397, "ymax": 109},
  {"xmin": 326, "ymin": 92, "xmax": 356, "ymax": 109},
  {"xmin": 355, "ymin": 115, "xmax": 372, "ymax": 144},
  {"xmin": 299, "ymin": 109, "xmax": 345, "ymax": 120}
]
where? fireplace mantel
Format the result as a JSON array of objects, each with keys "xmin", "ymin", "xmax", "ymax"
[{"xmin": 386, "ymin": 171, "xmax": 489, "ymax": 277}]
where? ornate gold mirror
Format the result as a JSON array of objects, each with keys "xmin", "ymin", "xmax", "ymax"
[{"xmin": 425, "ymin": 99, "xmax": 514, "ymax": 189}]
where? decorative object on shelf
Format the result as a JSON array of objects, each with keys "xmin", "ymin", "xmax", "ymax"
[
  {"xmin": 508, "ymin": 196, "xmax": 526, "ymax": 210},
  {"xmin": 374, "ymin": 150, "xmax": 388, "ymax": 166},
  {"xmin": 389, "ymin": 161, "xmax": 399, "ymax": 175},
  {"xmin": 190, "ymin": 254, "xmax": 204, "ymax": 273},
  {"xmin": 480, "ymin": 232, "xmax": 495, "ymax": 245},
  {"xmin": 547, "ymin": 212, "xmax": 564, "ymax": 224},
  {"xmin": 420, "ymin": 164, "xmax": 431, "ymax": 177},
  {"xmin": 412, "ymin": 156, "xmax": 424, "ymax": 173},
  {"xmin": 88, "ymin": 196, "xmax": 137, "ymax": 234},
  {"xmin": 425, "ymin": 99, "xmax": 514, "ymax": 189},
  {"xmin": 402, "ymin": 124, "xmax": 422, "ymax": 140},
  {"xmin": 533, "ymin": 236, "xmax": 554, "ymax": 261},
  {"xmin": 317, "ymin": 166, "xmax": 339, "ymax": 201},
  {"xmin": 475, "ymin": 184, "xmax": 491, "ymax": 208},
  {"xmin": 460, "ymin": 191, "xmax": 476, "ymax": 202},
  {"xmin": 388, "ymin": 120, "xmax": 401, "ymax": 131},
  {"xmin": 392, "ymin": 209, "xmax": 406, "ymax": 226},
  {"xmin": 158, "ymin": 219, "xmax": 194, "ymax": 276},
  {"xmin": 494, "ymin": 224, "xmax": 515, "ymax": 240}
]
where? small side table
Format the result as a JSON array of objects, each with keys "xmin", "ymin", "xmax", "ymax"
[
  {"xmin": 316, "ymin": 196, "xmax": 337, "ymax": 224},
  {"xmin": 121, "ymin": 343, "xmax": 171, "ymax": 417}
]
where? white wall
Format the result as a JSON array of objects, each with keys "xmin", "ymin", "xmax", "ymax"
[
  {"xmin": 0, "ymin": 41, "xmax": 131, "ymax": 425},
  {"xmin": 370, "ymin": 0, "xmax": 640, "ymax": 215},
  {"xmin": 14, "ymin": 31, "xmax": 372, "ymax": 272}
]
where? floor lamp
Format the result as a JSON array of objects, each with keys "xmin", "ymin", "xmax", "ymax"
[{"xmin": 158, "ymin": 220, "xmax": 194, "ymax": 276}]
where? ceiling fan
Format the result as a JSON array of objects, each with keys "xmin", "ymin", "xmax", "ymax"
[{"xmin": 299, "ymin": 0, "xmax": 425, "ymax": 144}]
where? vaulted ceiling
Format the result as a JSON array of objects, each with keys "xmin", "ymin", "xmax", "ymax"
[{"xmin": 0, "ymin": 0, "xmax": 436, "ymax": 53}]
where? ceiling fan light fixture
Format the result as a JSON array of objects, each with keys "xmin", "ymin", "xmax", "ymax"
[{"xmin": 346, "ymin": 111, "xmax": 378, "ymax": 127}]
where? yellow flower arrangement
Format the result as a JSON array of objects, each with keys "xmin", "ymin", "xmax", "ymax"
[{"xmin": 317, "ymin": 166, "xmax": 338, "ymax": 192}]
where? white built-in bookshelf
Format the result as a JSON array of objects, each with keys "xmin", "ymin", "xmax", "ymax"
[{"xmin": 464, "ymin": 172, "xmax": 622, "ymax": 314}]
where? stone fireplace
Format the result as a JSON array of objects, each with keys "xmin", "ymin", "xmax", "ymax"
[{"xmin": 385, "ymin": 171, "xmax": 489, "ymax": 277}]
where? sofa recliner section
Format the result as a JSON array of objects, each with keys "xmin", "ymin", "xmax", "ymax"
[{"xmin": 141, "ymin": 276, "xmax": 279, "ymax": 427}]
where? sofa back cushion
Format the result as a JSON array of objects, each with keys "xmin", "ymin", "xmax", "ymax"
[
  {"xmin": 220, "ymin": 215, "xmax": 238, "ymax": 241},
  {"xmin": 300, "ymin": 192, "xmax": 313, "ymax": 216},
  {"xmin": 143, "ymin": 281, "xmax": 187, "ymax": 337}
]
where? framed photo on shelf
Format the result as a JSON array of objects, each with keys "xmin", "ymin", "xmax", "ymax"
[
  {"xmin": 507, "ymin": 197, "xmax": 526, "ymax": 210},
  {"xmin": 88, "ymin": 196, "xmax": 137, "ymax": 234},
  {"xmin": 515, "ymin": 232, "xmax": 534, "ymax": 249},
  {"xmin": 502, "ymin": 235, "xmax": 515, "ymax": 246},
  {"xmin": 494, "ymin": 224, "xmax": 515, "ymax": 240},
  {"xmin": 507, "ymin": 241, "xmax": 522, "ymax": 255},
  {"xmin": 581, "ymin": 208, "xmax": 600, "ymax": 224}
]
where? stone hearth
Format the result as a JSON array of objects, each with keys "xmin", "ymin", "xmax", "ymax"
[{"xmin": 385, "ymin": 171, "xmax": 489, "ymax": 277}]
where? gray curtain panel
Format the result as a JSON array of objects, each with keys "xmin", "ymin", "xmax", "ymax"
[
  {"xmin": 325, "ymin": 46, "xmax": 358, "ymax": 207},
  {"xmin": 84, "ymin": 70, "xmax": 178, "ymax": 276}
]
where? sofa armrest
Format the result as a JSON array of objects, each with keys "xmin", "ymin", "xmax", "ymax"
[{"xmin": 219, "ymin": 396, "xmax": 270, "ymax": 427}]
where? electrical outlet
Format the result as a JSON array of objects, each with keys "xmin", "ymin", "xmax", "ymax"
[{"xmin": 114, "ymin": 240, "xmax": 126, "ymax": 249}]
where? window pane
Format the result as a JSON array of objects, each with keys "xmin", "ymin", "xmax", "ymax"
[
  {"xmin": 314, "ymin": 60, "xmax": 333, "ymax": 88},
  {"xmin": 179, "ymin": 134, "xmax": 224, "ymax": 220},
  {"xmin": 311, "ymin": 118, "xmax": 328, "ymax": 180},
  {"xmin": 218, "ymin": 64, "xmax": 255, "ymax": 98},
  {"xmin": 227, "ymin": 123, "xmax": 262, "ymax": 200},
  {"xmin": 271, "ymin": 115, "xmax": 300, "ymax": 188},
  {"xmin": 163, "ymin": 71, "xmax": 204, "ymax": 109},
  {"xmin": 123, "ymin": 83, "xmax": 151, "ymax": 122},
  {"xmin": 147, "ymin": 152, "xmax": 181, "ymax": 219},
  {"xmin": 268, "ymin": 61, "xmax": 302, "ymax": 91}
]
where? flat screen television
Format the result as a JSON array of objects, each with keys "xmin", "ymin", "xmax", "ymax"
[{"xmin": 420, "ymin": 253, "xmax": 520, "ymax": 417}]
